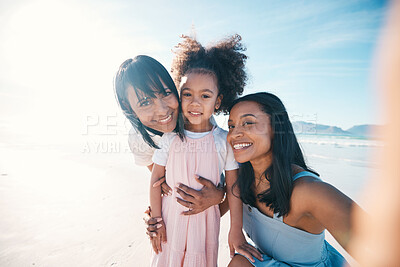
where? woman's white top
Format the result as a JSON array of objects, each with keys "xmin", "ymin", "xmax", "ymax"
[{"xmin": 128, "ymin": 127, "xmax": 161, "ymax": 167}]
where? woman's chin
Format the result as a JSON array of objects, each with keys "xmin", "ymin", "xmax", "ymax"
[
  {"xmin": 232, "ymin": 154, "xmax": 249, "ymax": 164},
  {"xmin": 154, "ymin": 116, "xmax": 178, "ymax": 133}
]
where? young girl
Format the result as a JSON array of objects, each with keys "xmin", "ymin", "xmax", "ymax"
[{"xmin": 149, "ymin": 34, "xmax": 247, "ymax": 266}]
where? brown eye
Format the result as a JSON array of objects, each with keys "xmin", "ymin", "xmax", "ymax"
[
  {"xmin": 139, "ymin": 97, "xmax": 152, "ymax": 107},
  {"xmin": 243, "ymin": 121, "xmax": 255, "ymax": 126}
]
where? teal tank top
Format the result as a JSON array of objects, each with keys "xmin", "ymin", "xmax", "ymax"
[{"xmin": 242, "ymin": 171, "xmax": 347, "ymax": 266}]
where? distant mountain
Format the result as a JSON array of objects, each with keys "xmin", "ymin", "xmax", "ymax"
[
  {"xmin": 293, "ymin": 121, "xmax": 351, "ymax": 135},
  {"xmin": 346, "ymin": 124, "xmax": 382, "ymax": 138},
  {"xmin": 292, "ymin": 121, "xmax": 381, "ymax": 138}
]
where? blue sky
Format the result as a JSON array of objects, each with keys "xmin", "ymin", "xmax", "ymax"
[{"xmin": 0, "ymin": 0, "xmax": 388, "ymax": 143}]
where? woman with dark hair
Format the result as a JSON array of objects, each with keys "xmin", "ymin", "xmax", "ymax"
[
  {"xmin": 114, "ymin": 55, "xmax": 226, "ymax": 231},
  {"xmin": 226, "ymin": 92, "xmax": 360, "ymax": 266},
  {"xmin": 114, "ymin": 55, "xmax": 184, "ymax": 150}
]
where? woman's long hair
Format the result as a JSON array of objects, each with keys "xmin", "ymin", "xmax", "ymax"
[
  {"xmin": 230, "ymin": 92, "xmax": 318, "ymax": 217},
  {"xmin": 114, "ymin": 55, "xmax": 184, "ymax": 148}
]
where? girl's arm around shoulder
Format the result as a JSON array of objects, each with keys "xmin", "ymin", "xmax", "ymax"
[{"xmin": 291, "ymin": 176, "xmax": 361, "ymax": 251}]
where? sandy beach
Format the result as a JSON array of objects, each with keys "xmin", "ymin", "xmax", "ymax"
[
  {"xmin": 0, "ymin": 136, "xmax": 233, "ymax": 266},
  {"xmin": 0, "ymin": 133, "xmax": 377, "ymax": 266}
]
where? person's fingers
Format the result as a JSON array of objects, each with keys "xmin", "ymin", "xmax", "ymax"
[
  {"xmin": 176, "ymin": 197, "xmax": 201, "ymax": 215},
  {"xmin": 229, "ymin": 243, "xmax": 235, "ymax": 258},
  {"xmin": 155, "ymin": 236, "xmax": 162, "ymax": 253},
  {"xmin": 151, "ymin": 239, "xmax": 159, "ymax": 254},
  {"xmin": 176, "ymin": 197, "xmax": 191, "ymax": 208},
  {"xmin": 161, "ymin": 228, "xmax": 167, "ymax": 243},
  {"xmin": 164, "ymin": 232, "xmax": 167, "ymax": 243},
  {"xmin": 176, "ymin": 187, "xmax": 196, "ymax": 203},
  {"xmin": 146, "ymin": 230, "xmax": 157, "ymax": 238},
  {"xmin": 147, "ymin": 223, "xmax": 162, "ymax": 233},
  {"xmin": 177, "ymin": 183, "xmax": 200, "ymax": 197},
  {"xmin": 194, "ymin": 175, "xmax": 214, "ymax": 187},
  {"xmin": 176, "ymin": 187, "xmax": 196, "ymax": 202},
  {"xmin": 181, "ymin": 208, "xmax": 199, "ymax": 216},
  {"xmin": 161, "ymin": 181, "xmax": 172, "ymax": 196},
  {"xmin": 236, "ymin": 246, "xmax": 255, "ymax": 263},
  {"xmin": 145, "ymin": 217, "xmax": 162, "ymax": 226},
  {"xmin": 243, "ymin": 243, "xmax": 263, "ymax": 261},
  {"xmin": 152, "ymin": 176, "xmax": 166, "ymax": 188},
  {"xmin": 160, "ymin": 226, "xmax": 166, "ymax": 244}
]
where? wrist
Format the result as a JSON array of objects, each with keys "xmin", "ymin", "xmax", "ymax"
[
  {"xmin": 150, "ymin": 206, "xmax": 162, "ymax": 218},
  {"xmin": 231, "ymin": 222, "xmax": 243, "ymax": 230}
]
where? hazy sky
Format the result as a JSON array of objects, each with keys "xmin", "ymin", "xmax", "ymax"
[{"xmin": 0, "ymin": 0, "xmax": 388, "ymax": 144}]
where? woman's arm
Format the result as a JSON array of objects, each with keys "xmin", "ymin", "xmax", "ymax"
[
  {"xmin": 226, "ymin": 169, "xmax": 242, "ymax": 231},
  {"xmin": 226, "ymin": 169, "xmax": 262, "ymax": 262},
  {"xmin": 295, "ymin": 178, "xmax": 364, "ymax": 252}
]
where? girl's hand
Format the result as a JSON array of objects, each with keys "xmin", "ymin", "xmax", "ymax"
[
  {"xmin": 150, "ymin": 218, "xmax": 167, "ymax": 254},
  {"xmin": 152, "ymin": 176, "xmax": 172, "ymax": 196},
  {"xmin": 228, "ymin": 229, "xmax": 263, "ymax": 262},
  {"xmin": 143, "ymin": 207, "xmax": 167, "ymax": 242},
  {"xmin": 176, "ymin": 175, "xmax": 224, "ymax": 215}
]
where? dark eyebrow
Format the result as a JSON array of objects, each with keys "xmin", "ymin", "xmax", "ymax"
[
  {"xmin": 201, "ymin": 89, "xmax": 215, "ymax": 94},
  {"xmin": 228, "ymin": 114, "xmax": 256, "ymax": 122},
  {"xmin": 181, "ymin": 88, "xmax": 215, "ymax": 94},
  {"xmin": 240, "ymin": 114, "xmax": 257, "ymax": 119}
]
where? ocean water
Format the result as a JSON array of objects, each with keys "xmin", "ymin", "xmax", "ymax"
[{"xmin": 297, "ymin": 134, "xmax": 382, "ymax": 205}]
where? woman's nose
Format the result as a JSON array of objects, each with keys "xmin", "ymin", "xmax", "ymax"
[
  {"xmin": 231, "ymin": 126, "xmax": 244, "ymax": 138},
  {"xmin": 154, "ymin": 97, "xmax": 169, "ymax": 115}
]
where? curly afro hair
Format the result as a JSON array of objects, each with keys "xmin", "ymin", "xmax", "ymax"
[{"xmin": 171, "ymin": 34, "xmax": 248, "ymax": 114}]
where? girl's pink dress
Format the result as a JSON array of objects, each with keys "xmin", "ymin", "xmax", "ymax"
[{"xmin": 151, "ymin": 130, "xmax": 221, "ymax": 267}]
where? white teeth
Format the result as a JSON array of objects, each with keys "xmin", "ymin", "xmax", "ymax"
[
  {"xmin": 233, "ymin": 143, "xmax": 252, "ymax": 150},
  {"xmin": 190, "ymin": 112, "xmax": 201, "ymax": 115},
  {"xmin": 159, "ymin": 114, "xmax": 172, "ymax": 123}
]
